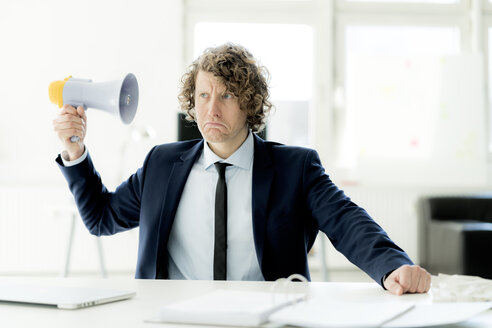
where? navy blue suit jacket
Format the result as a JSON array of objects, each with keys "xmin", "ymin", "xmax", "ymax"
[{"xmin": 57, "ymin": 134, "xmax": 412, "ymax": 284}]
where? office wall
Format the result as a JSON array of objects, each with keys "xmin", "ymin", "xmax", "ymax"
[{"xmin": 0, "ymin": 0, "xmax": 183, "ymax": 275}]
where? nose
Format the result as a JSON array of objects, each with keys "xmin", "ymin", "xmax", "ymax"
[{"xmin": 207, "ymin": 94, "xmax": 222, "ymax": 117}]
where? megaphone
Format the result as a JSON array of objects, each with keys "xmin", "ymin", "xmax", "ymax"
[{"xmin": 49, "ymin": 73, "xmax": 139, "ymax": 142}]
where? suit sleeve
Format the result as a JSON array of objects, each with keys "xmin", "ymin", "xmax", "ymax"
[
  {"xmin": 303, "ymin": 149, "xmax": 413, "ymax": 286},
  {"xmin": 56, "ymin": 147, "xmax": 155, "ymax": 236}
]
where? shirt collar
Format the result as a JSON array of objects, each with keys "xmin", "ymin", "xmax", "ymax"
[{"xmin": 203, "ymin": 131, "xmax": 254, "ymax": 170}]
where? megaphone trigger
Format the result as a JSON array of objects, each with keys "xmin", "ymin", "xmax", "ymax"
[{"xmin": 49, "ymin": 73, "xmax": 139, "ymax": 143}]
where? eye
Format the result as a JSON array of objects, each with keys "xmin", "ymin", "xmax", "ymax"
[
  {"xmin": 199, "ymin": 92, "xmax": 208, "ymax": 98},
  {"xmin": 223, "ymin": 93, "xmax": 233, "ymax": 100}
]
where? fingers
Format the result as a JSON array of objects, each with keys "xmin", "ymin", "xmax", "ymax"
[
  {"xmin": 53, "ymin": 115, "xmax": 85, "ymax": 135},
  {"xmin": 417, "ymin": 269, "xmax": 431, "ymax": 293},
  {"xmin": 60, "ymin": 105, "xmax": 86, "ymax": 122},
  {"xmin": 399, "ymin": 265, "xmax": 430, "ymax": 294},
  {"xmin": 384, "ymin": 265, "xmax": 431, "ymax": 296},
  {"xmin": 54, "ymin": 123, "xmax": 85, "ymax": 140},
  {"xmin": 53, "ymin": 105, "xmax": 87, "ymax": 144},
  {"xmin": 397, "ymin": 265, "xmax": 414, "ymax": 293},
  {"xmin": 60, "ymin": 104, "xmax": 78, "ymax": 115},
  {"xmin": 54, "ymin": 125, "xmax": 85, "ymax": 144},
  {"xmin": 384, "ymin": 277, "xmax": 404, "ymax": 296},
  {"xmin": 53, "ymin": 111, "xmax": 85, "ymax": 127},
  {"xmin": 76, "ymin": 105, "xmax": 87, "ymax": 124}
]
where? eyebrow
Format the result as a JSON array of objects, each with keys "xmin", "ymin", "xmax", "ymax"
[{"xmin": 195, "ymin": 88, "xmax": 228, "ymax": 94}]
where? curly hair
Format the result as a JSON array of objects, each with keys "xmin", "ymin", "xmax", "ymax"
[{"xmin": 178, "ymin": 43, "xmax": 272, "ymax": 133}]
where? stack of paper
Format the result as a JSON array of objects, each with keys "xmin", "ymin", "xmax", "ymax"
[{"xmin": 432, "ymin": 273, "xmax": 492, "ymax": 302}]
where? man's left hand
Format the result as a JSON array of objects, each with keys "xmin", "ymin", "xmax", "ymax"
[{"xmin": 383, "ymin": 264, "xmax": 431, "ymax": 295}]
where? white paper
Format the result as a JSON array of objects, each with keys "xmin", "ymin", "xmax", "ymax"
[
  {"xmin": 432, "ymin": 274, "xmax": 492, "ymax": 302},
  {"xmin": 383, "ymin": 302, "xmax": 492, "ymax": 328},
  {"xmin": 269, "ymin": 299, "xmax": 415, "ymax": 328}
]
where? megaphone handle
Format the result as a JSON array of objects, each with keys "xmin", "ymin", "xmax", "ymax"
[{"xmin": 67, "ymin": 102, "xmax": 86, "ymax": 143}]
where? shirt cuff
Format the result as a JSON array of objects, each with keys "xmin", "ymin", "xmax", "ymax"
[
  {"xmin": 61, "ymin": 147, "xmax": 88, "ymax": 167},
  {"xmin": 381, "ymin": 269, "xmax": 396, "ymax": 290}
]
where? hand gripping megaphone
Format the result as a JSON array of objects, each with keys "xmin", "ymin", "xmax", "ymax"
[{"xmin": 49, "ymin": 73, "xmax": 139, "ymax": 142}]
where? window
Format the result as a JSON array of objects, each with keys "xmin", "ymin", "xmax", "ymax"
[
  {"xmin": 332, "ymin": 1, "xmax": 490, "ymax": 186},
  {"xmin": 487, "ymin": 27, "xmax": 492, "ymax": 152},
  {"xmin": 185, "ymin": 0, "xmax": 490, "ymax": 186},
  {"xmin": 342, "ymin": 26, "xmax": 460, "ymax": 165},
  {"xmin": 346, "ymin": 0, "xmax": 459, "ymax": 3}
]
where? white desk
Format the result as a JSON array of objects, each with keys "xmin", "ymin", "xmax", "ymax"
[{"xmin": 0, "ymin": 276, "xmax": 491, "ymax": 328}]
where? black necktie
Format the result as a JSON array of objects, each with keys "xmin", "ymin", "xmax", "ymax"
[{"xmin": 214, "ymin": 162, "xmax": 231, "ymax": 280}]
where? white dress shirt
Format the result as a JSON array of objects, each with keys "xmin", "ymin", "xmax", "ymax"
[{"xmin": 167, "ymin": 131, "xmax": 264, "ymax": 280}]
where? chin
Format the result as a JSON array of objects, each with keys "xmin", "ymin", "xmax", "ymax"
[
  {"xmin": 202, "ymin": 127, "xmax": 227, "ymax": 140},
  {"xmin": 204, "ymin": 136, "xmax": 227, "ymax": 144},
  {"xmin": 202, "ymin": 131, "xmax": 226, "ymax": 143}
]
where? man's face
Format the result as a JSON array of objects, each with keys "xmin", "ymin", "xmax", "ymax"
[{"xmin": 194, "ymin": 70, "xmax": 248, "ymax": 153}]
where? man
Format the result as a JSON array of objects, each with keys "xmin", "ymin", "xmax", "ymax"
[{"xmin": 53, "ymin": 43, "xmax": 430, "ymax": 295}]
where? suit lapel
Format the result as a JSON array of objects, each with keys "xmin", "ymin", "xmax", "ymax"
[
  {"xmin": 251, "ymin": 135, "xmax": 274, "ymax": 270},
  {"xmin": 155, "ymin": 140, "xmax": 204, "ymax": 278}
]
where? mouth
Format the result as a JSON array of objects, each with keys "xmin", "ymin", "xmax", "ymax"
[{"xmin": 205, "ymin": 121, "xmax": 226, "ymax": 129}]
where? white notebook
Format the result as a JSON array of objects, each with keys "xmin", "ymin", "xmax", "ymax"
[
  {"xmin": 147, "ymin": 289, "xmax": 304, "ymax": 327},
  {"xmin": 146, "ymin": 289, "xmax": 414, "ymax": 327}
]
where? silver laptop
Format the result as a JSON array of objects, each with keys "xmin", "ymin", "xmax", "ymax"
[{"xmin": 0, "ymin": 282, "xmax": 135, "ymax": 309}]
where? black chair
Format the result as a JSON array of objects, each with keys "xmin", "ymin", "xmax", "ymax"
[
  {"xmin": 177, "ymin": 112, "xmax": 266, "ymax": 141},
  {"xmin": 178, "ymin": 113, "xmax": 203, "ymax": 141},
  {"xmin": 418, "ymin": 195, "xmax": 492, "ymax": 279}
]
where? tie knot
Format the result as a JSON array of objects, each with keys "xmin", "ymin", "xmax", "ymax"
[{"xmin": 214, "ymin": 162, "xmax": 231, "ymax": 178}]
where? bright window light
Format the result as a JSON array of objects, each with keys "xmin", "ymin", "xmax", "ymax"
[
  {"xmin": 346, "ymin": 26, "xmax": 460, "ymax": 56},
  {"xmin": 344, "ymin": 26, "xmax": 460, "ymax": 162},
  {"xmin": 194, "ymin": 22, "xmax": 313, "ymax": 101},
  {"xmin": 193, "ymin": 22, "xmax": 314, "ymax": 146},
  {"xmin": 345, "ymin": 0, "xmax": 459, "ymax": 3},
  {"xmin": 488, "ymin": 28, "xmax": 492, "ymax": 151}
]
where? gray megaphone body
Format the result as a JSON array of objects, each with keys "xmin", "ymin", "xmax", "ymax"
[{"xmin": 49, "ymin": 73, "xmax": 139, "ymax": 142}]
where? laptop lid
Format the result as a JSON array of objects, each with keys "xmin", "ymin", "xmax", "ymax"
[{"xmin": 0, "ymin": 282, "xmax": 135, "ymax": 309}]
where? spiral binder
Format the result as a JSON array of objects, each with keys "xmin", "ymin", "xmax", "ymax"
[{"xmin": 270, "ymin": 273, "xmax": 309, "ymax": 307}]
